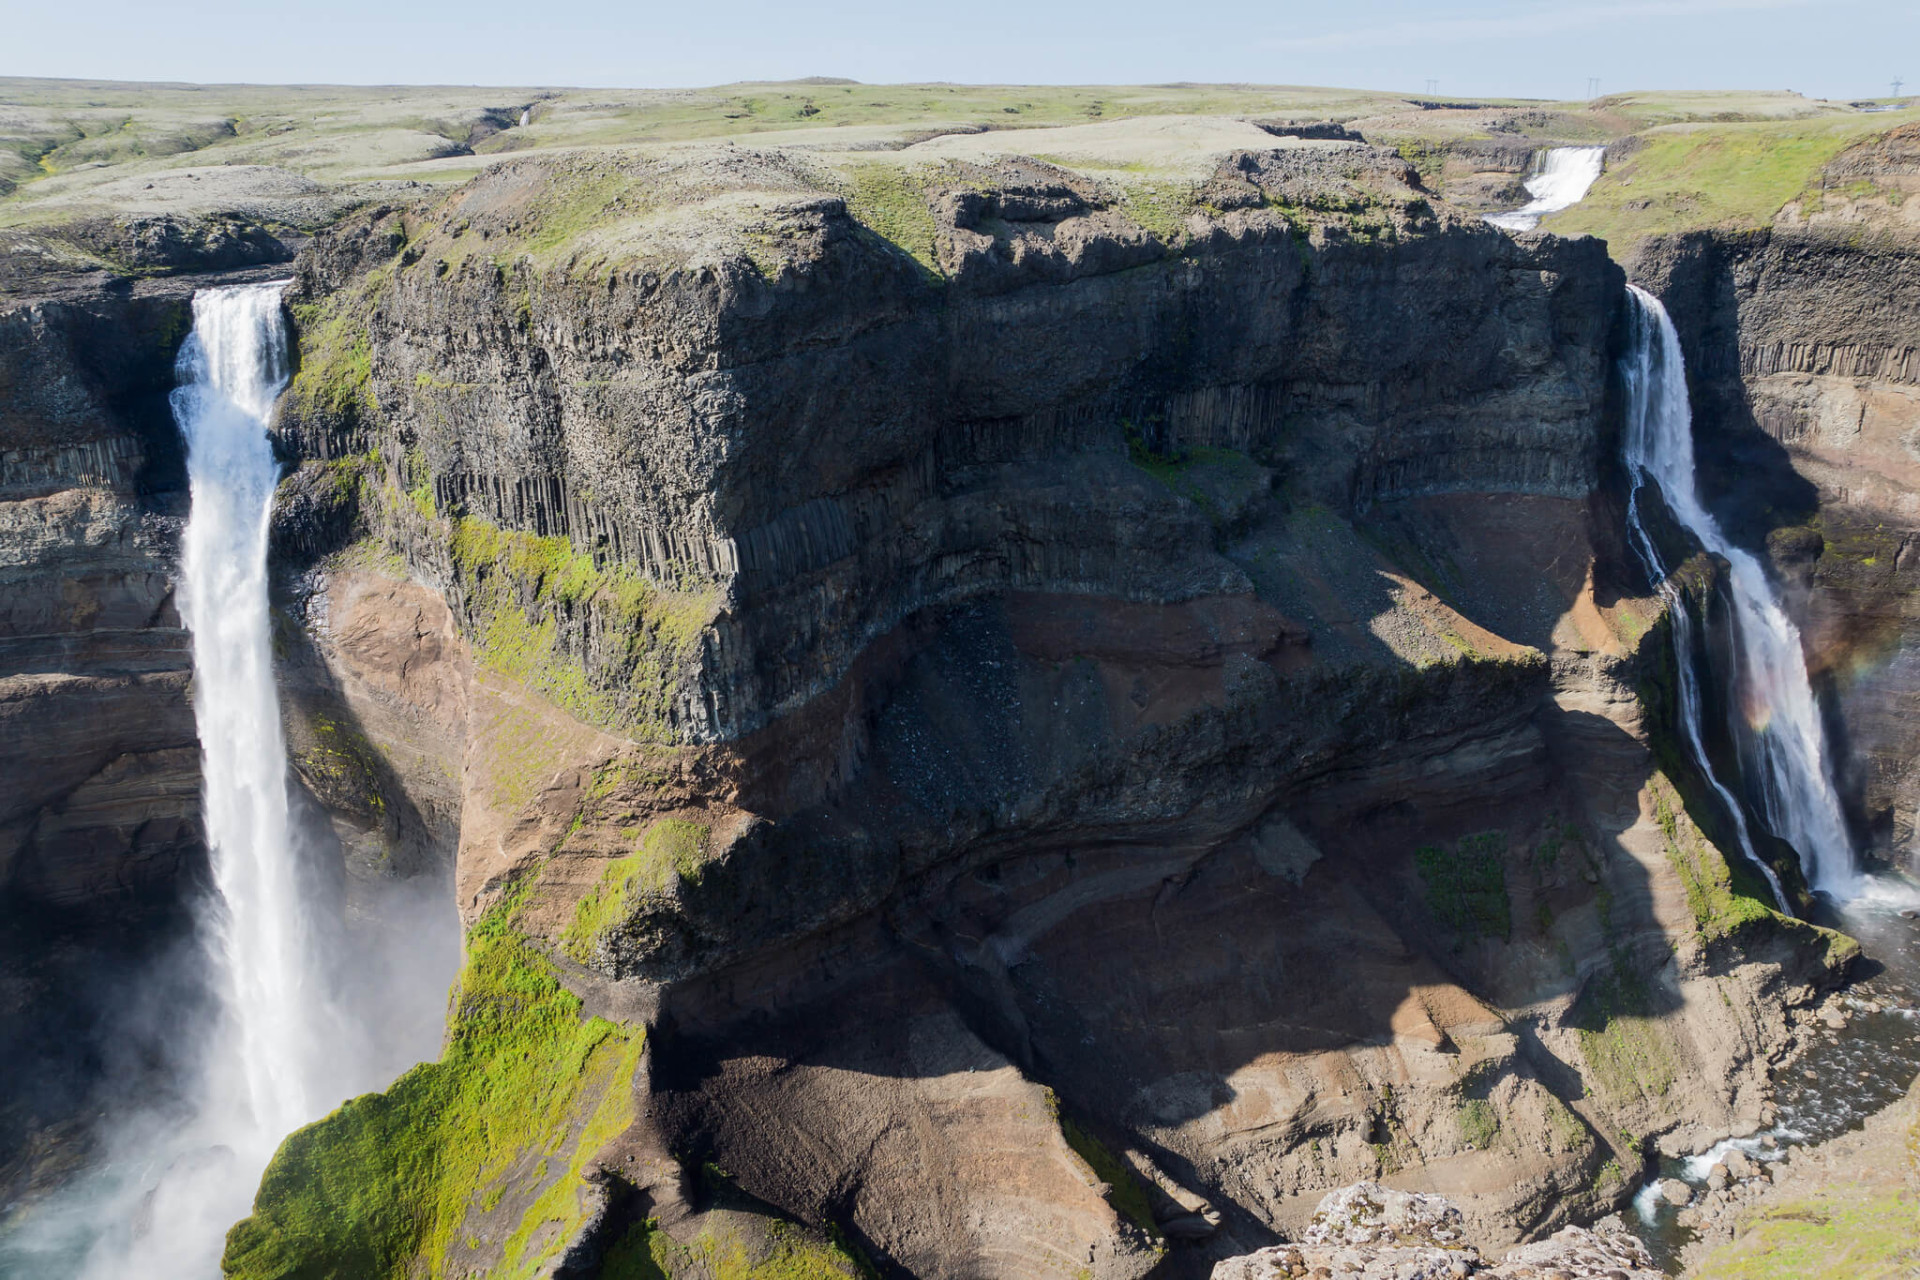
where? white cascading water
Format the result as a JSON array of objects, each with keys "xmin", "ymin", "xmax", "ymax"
[
  {"xmin": 1619, "ymin": 284, "xmax": 1856, "ymax": 899},
  {"xmin": 173, "ymin": 281, "xmax": 342, "ymax": 1139},
  {"xmin": 0, "ymin": 280, "xmax": 455, "ymax": 1278},
  {"xmin": 1486, "ymin": 146, "xmax": 1607, "ymax": 231}
]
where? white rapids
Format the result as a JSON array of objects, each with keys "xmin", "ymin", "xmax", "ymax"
[
  {"xmin": 1486, "ymin": 145, "xmax": 1607, "ymax": 231},
  {"xmin": 1619, "ymin": 283, "xmax": 1857, "ymax": 900}
]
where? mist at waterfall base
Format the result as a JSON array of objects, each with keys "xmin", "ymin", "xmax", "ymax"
[
  {"xmin": 0, "ymin": 284, "xmax": 457, "ymax": 1278},
  {"xmin": 1485, "ymin": 146, "xmax": 1607, "ymax": 232}
]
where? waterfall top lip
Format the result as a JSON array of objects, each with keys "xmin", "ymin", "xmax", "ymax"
[
  {"xmin": 1485, "ymin": 145, "xmax": 1607, "ymax": 233},
  {"xmin": 194, "ymin": 277, "xmax": 294, "ymax": 295}
]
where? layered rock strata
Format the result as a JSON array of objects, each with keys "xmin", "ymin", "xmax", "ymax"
[{"xmin": 215, "ymin": 146, "xmax": 1855, "ymax": 1279}]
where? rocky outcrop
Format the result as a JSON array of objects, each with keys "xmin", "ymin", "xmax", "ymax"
[{"xmin": 1213, "ymin": 1182, "xmax": 1662, "ymax": 1279}]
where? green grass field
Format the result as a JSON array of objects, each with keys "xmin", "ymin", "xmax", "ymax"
[
  {"xmin": 1, "ymin": 75, "xmax": 1908, "ymax": 249},
  {"xmin": 1548, "ymin": 111, "xmax": 1903, "ymax": 248}
]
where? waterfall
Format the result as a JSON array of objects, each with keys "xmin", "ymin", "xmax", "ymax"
[
  {"xmin": 1620, "ymin": 284, "xmax": 1856, "ymax": 900},
  {"xmin": 1486, "ymin": 146, "xmax": 1606, "ymax": 231},
  {"xmin": 173, "ymin": 280, "xmax": 344, "ymax": 1145}
]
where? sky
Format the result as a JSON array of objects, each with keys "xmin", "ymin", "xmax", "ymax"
[{"xmin": 4, "ymin": 0, "xmax": 1914, "ymax": 101}]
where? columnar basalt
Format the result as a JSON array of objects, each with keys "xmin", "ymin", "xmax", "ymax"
[{"xmin": 206, "ymin": 146, "xmax": 1859, "ymax": 1280}]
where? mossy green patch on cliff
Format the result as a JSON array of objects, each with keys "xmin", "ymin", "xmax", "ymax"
[
  {"xmin": 836, "ymin": 163, "xmax": 943, "ymax": 277},
  {"xmin": 1455, "ymin": 1097, "xmax": 1500, "ymax": 1150},
  {"xmin": 291, "ymin": 712, "xmax": 388, "ymax": 824},
  {"xmin": 1059, "ymin": 1116, "xmax": 1160, "ymax": 1238},
  {"xmin": 286, "ymin": 267, "xmax": 388, "ymax": 432},
  {"xmin": 563, "ymin": 818, "xmax": 710, "ymax": 963},
  {"xmin": 444, "ymin": 514, "xmax": 719, "ymax": 741},
  {"xmin": 1650, "ymin": 775, "xmax": 1776, "ymax": 942},
  {"xmin": 602, "ymin": 1215, "xmax": 867, "ymax": 1280},
  {"xmin": 222, "ymin": 899, "xmax": 645, "ymax": 1280},
  {"xmin": 1572, "ymin": 961, "xmax": 1679, "ymax": 1103},
  {"xmin": 1124, "ymin": 430, "xmax": 1268, "ymax": 529},
  {"xmin": 1415, "ymin": 832, "xmax": 1511, "ymax": 942}
]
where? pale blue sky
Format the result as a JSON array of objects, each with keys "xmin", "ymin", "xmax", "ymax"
[{"xmin": 6, "ymin": 0, "xmax": 1913, "ymax": 101}]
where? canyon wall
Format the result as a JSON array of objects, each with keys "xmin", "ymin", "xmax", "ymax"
[
  {"xmin": 0, "ymin": 272, "xmax": 204, "ymax": 1206},
  {"xmin": 215, "ymin": 147, "xmax": 1851, "ymax": 1280}
]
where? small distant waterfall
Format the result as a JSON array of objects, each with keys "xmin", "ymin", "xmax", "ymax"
[
  {"xmin": 1486, "ymin": 146, "xmax": 1606, "ymax": 231},
  {"xmin": 1620, "ymin": 285, "xmax": 1856, "ymax": 900}
]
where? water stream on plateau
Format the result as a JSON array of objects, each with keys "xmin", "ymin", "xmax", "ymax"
[{"xmin": 1485, "ymin": 146, "xmax": 1607, "ymax": 231}]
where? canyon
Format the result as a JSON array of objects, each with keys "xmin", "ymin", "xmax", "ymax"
[{"xmin": 0, "ymin": 81, "xmax": 1916, "ymax": 1280}]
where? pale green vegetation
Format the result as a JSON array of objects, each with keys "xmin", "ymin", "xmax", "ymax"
[
  {"xmin": 563, "ymin": 818, "xmax": 710, "ymax": 963},
  {"xmin": 222, "ymin": 895, "xmax": 646, "ymax": 1279},
  {"xmin": 835, "ymin": 162, "xmax": 944, "ymax": 274},
  {"xmin": 1548, "ymin": 112, "xmax": 1901, "ymax": 248},
  {"xmin": 1688, "ymin": 1192, "xmax": 1920, "ymax": 1279}
]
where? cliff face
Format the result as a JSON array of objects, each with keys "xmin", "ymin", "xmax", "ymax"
[
  {"xmin": 1629, "ymin": 126, "xmax": 1920, "ymax": 858},
  {"xmin": 212, "ymin": 148, "xmax": 1853, "ymax": 1280},
  {"xmin": 0, "ymin": 274, "xmax": 205, "ymax": 1203}
]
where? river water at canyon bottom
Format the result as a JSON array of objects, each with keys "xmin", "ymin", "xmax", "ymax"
[{"xmin": 1629, "ymin": 878, "xmax": 1920, "ymax": 1268}]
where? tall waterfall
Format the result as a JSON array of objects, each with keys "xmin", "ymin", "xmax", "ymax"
[
  {"xmin": 173, "ymin": 280, "xmax": 343, "ymax": 1144},
  {"xmin": 1486, "ymin": 146, "xmax": 1607, "ymax": 231},
  {"xmin": 1620, "ymin": 284, "xmax": 1856, "ymax": 899},
  {"xmin": 0, "ymin": 280, "xmax": 457, "ymax": 1279}
]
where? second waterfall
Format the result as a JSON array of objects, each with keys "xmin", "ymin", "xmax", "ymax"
[{"xmin": 1619, "ymin": 283, "xmax": 1857, "ymax": 899}]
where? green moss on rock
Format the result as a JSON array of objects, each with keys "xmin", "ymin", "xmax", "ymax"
[
  {"xmin": 1415, "ymin": 832, "xmax": 1511, "ymax": 942},
  {"xmin": 442, "ymin": 514, "xmax": 720, "ymax": 741},
  {"xmin": 602, "ymin": 1215, "xmax": 867, "ymax": 1280},
  {"xmin": 1059, "ymin": 1117, "xmax": 1160, "ymax": 1239},
  {"xmin": 1573, "ymin": 962, "xmax": 1679, "ymax": 1104},
  {"xmin": 563, "ymin": 818, "xmax": 710, "ymax": 963},
  {"xmin": 222, "ymin": 900, "xmax": 645, "ymax": 1280}
]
